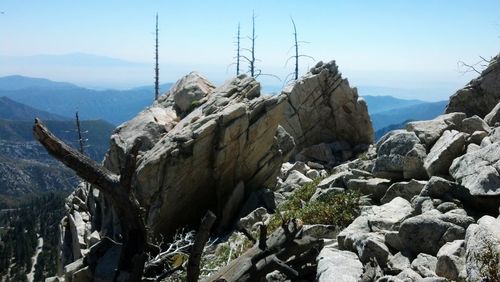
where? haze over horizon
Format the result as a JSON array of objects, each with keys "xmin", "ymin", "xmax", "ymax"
[{"xmin": 0, "ymin": 0, "xmax": 499, "ymax": 100}]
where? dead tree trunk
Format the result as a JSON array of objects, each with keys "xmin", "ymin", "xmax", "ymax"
[
  {"xmin": 205, "ymin": 219, "xmax": 324, "ymax": 282},
  {"xmin": 33, "ymin": 118, "xmax": 148, "ymax": 281},
  {"xmin": 187, "ymin": 210, "xmax": 217, "ymax": 282}
]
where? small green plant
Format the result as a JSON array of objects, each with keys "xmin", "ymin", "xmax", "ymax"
[
  {"xmin": 187, "ymin": 100, "xmax": 203, "ymax": 114},
  {"xmin": 268, "ymin": 177, "xmax": 361, "ymax": 233}
]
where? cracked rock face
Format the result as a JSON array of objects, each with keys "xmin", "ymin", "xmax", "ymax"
[
  {"xmin": 446, "ymin": 53, "xmax": 500, "ymax": 118},
  {"xmin": 95, "ymin": 61, "xmax": 373, "ymax": 237}
]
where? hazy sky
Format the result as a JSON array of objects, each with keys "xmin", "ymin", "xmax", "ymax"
[{"xmin": 0, "ymin": 1, "xmax": 499, "ymax": 99}]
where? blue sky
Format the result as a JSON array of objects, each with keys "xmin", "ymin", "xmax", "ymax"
[{"xmin": 0, "ymin": 1, "xmax": 499, "ymax": 99}]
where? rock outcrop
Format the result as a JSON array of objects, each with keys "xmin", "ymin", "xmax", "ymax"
[{"xmin": 446, "ymin": 53, "xmax": 500, "ymax": 117}]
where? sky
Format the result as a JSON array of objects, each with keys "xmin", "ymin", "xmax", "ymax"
[{"xmin": 0, "ymin": 0, "xmax": 499, "ymax": 100}]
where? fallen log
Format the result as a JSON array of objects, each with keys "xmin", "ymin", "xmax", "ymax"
[
  {"xmin": 205, "ymin": 219, "xmax": 324, "ymax": 282},
  {"xmin": 33, "ymin": 118, "xmax": 148, "ymax": 281}
]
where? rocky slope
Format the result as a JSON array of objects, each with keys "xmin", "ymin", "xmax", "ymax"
[{"xmin": 53, "ymin": 55, "xmax": 500, "ymax": 281}]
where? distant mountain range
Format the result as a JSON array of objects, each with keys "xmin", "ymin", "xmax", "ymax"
[
  {"xmin": 0, "ymin": 97, "xmax": 115, "ymax": 207},
  {"xmin": 0, "ymin": 75, "xmax": 172, "ymax": 125},
  {"xmin": 0, "ymin": 96, "xmax": 68, "ymax": 121}
]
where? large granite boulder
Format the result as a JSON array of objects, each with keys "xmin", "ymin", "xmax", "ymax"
[
  {"xmin": 171, "ymin": 71, "xmax": 215, "ymax": 114},
  {"xmin": 464, "ymin": 215, "xmax": 500, "ymax": 281},
  {"xmin": 406, "ymin": 113, "xmax": 466, "ymax": 147},
  {"xmin": 446, "ymin": 53, "xmax": 500, "ymax": 118},
  {"xmin": 485, "ymin": 101, "xmax": 500, "ymax": 126},
  {"xmin": 372, "ymin": 131, "xmax": 421, "ymax": 179},
  {"xmin": 423, "ymin": 130, "xmax": 467, "ymax": 177},
  {"xmin": 103, "ymin": 60, "xmax": 374, "ymax": 237},
  {"xmin": 449, "ymin": 142, "xmax": 500, "ymax": 211}
]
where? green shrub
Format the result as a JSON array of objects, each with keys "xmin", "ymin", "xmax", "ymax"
[{"xmin": 268, "ymin": 177, "xmax": 361, "ymax": 232}]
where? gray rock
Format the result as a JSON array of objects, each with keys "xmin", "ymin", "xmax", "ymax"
[
  {"xmin": 449, "ymin": 142, "xmax": 500, "ymax": 210},
  {"xmin": 387, "ymin": 251, "xmax": 411, "ymax": 273},
  {"xmin": 436, "ymin": 240, "xmax": 466, "ymax": 281},
  {"xmin": 346, "ymin": 178, "xmax": 391, "ymax": 202},
  {"xmin": 424, "ymin": 130, "xmax": 467, "ymax": 177},
  {"xmin": 411, "ymin": 253, "xmax": 438, "ymax": 277},
  {"xmin": 436, "ymin": 202, "xmax": 459, "ymax": 213},
  {"xmin": 399, "ymin": 214, "xmax": 465, "ymax": 256},
  {"xmin": 316, "ymin": 247, "xmax": 363, "ymax": 282},
  {"xmin": 373, "ymin": 131, "xmax": 421, "ymax": 179},
  {"xmin": 306, "ymin": 169, "xmax": 320, "ymax": 179},
  {"xmin": 466, "ymin": 143, "xmax": 481, "ymax": 153},
  {"xmin": 464, "ymin": 215, "xmax": 500, "ymax": 282},
  {"xmin": 310, "ymin": 187, "xmax": 345, "ymax": 202},
  {"xmin": 381, "ymin": 179, "xmax": 427, "ymax": 204},
  {"xmin": 338, "ymin": 197, "xmax": 412, "ymax": 250},
  {"xmin": 468, "ymin": 130, "xmax": 488, "ymax": 145},
  {"xmin": 406, "ymin": 113, "xmax": 466, "ymax": 147},
  {"xmin": 396, "ymin": 268, "xmax": 422, "ymax": 281},
  {"xmin": 302, "ymin": 224, "xmax": 338, "ymax": 239},
  {"xmin": 288, "ymin": 161, "xmax": 310, "ymax": 176},
  {"xmin": 355, "ymin": 235, "xmax": 390, "ymax": 266},
  {"xmin": 484, "ymin": 101, "xmax": 500, "ymax": 126},
  {"xmin": 238, "ymin": 207, "xmax": 270, "ymax": 231},
  {"xmin": 412, "ymin": 196, "xmax": 435, "ymax": 214},
  {"xmin": 317, "ymin": 170, "xmax": 350, "ymax": 189},
  {"xmin": 64, "ymin": 258, "xmax": 84, "ymax": 282},
  {"xmin": 218, "ymin": 181, "xmax": 245, "ymax": 231},
  {"xmin": 403, "ymin": 143, "xmax": 428, "ymax": 180},
  {"xmin": 460, "ymin": 115, "xmax": 491, "ymax": 134},
  {"xmin": 172, "ymin": 72, "xmax": 215, "ymax": 113},
  {"xmin": 307, "ymin": 161, "xmax": 324, "ymax": 170},
  {"xmin": 376, "ymin": 277, "xmax": 404, "ymax": 282},
  {"xmin": 279, "ymin": 170, "xmax": 312, "ymax": 192},
  {"xmin": 385, "ymin": 231, "xmax": 404, "ymax": 251},
  {"xmin": 296, "ymin": 142, "xmax": 334, "ymax": 163},
  {"xmin": 446, "ymin": 53, "xmax": 500, "ymax": 117}
]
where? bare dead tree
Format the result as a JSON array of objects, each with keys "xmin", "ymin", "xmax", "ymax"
[
  {"xmin": 285, "ymin": 17, "xmax": 314, "ymax": 84},
  {"xmin": 235, "ymin": 23, "xmax": 241, "ymax": 76},
  {"xmin": 154, "ymin": 13, "xmax": 160, "ymax": 100},
  {"xmin": 33, "ymin": 118, "xmax": 150, "ymax": 281},
  {"xmin": 186, "ymin": 211, "xmax": 216, "ymax": 282},
  {"xmin": 75, "ymin": 111, "xmax": 85, "ymax": 154},
  {"xmin": 240, "ymin": 11, "xmax": 257, "ymax": 77},
  {"xmin": 458, "ymin": 56, "xmax": 491, "ymax": 75}
]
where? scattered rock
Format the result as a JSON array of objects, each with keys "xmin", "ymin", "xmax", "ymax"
[
  {"xmin": 484, "ymin": 101, "xmax": 500, "ymax": 126},
  {"xmin": 424, "ymin": 130, "xmax": 467, "ymax": 177},
  {"xmin": 346, "ymin": 178, "xmax": 391, "ymax": 202},
  {"xmin": 460, "ymin": 115, "xmax": 491, "ymax": 134},
  {"xmin": 381, "ymin": 179, "xmax": 426, "ymax": 204},
  {"xmin": 403, "ymin": 143, "xmax": 428, "ymax": 180},
  {"xmin": 373, "ymin": 131, "xmax": 421, "ymax": 179},
  {"xmin": 316, "ymin": 247, "xmax": 363, "ymax": 282},
  {"xmin": 411, "ymin": 253, "xmax": 438, "ymax": 278},
  {"xmin": 435, "ymin": 240, "xmax": 466, "ymax": 281},
  {"xmin": 387, "ymin": 251, "xmax": 411, "ymax": 273},
  {"xmin": 406, "ymin": 113, "xmax": 466, "ymax": 147}
]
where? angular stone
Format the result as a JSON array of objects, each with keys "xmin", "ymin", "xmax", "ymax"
[
  {"xmin": 381, "ymin": 179, "xmax": 427, "ymax": 204},
  {"xmin": 399, "ymin": 214, "xmax": 465, "ymax": 256},
  {"xmin": 411, "ymin": 253, "xmax": 438, "ymax": 278},
  {"xmin": 464, "ymin": 215, "xmax": 500, "ymax": 281},
  {"xmin": 403, "ymin": 143, "xmax": 428, "ymax": 180},
  {"xmin": 468, "ymin": 130, "xmax": 488, "ymax": 145},
  {"xmin": 436, "ymin": 240, "xmax": 466, "ymax": 281},
  {"xmin": 387, "ymin": 251, "xmax": 411, "ymax": 273},
  {"xmin": 346, "ymin": 178, "xmax": 391, "ymax": 202},
  {"xmin": 171, "ymin": 72, "xmax": 215, "ymax": 113},
  {"xmin": 316, "ymin": 247, "xmax": 363, "ymax": 282},
  {"xmin": 424, "ymin": 130, "xmax": 467, "ymax": 177},
  {"xmin": 484, "ymin": 101, "xmax": 500, "ymax": 126},
  {"xmin": 406, "ymin": 113, "xmax": 466, "ymax": 147},
  {"xmin": 460, "ymin": 115, "xmax": 491, "ymax": 134},
  {"xmin": 373, "ymin": 131, "xmax": 421, "ymax": 179}
]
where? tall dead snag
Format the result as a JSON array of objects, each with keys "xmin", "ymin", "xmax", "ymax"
[
  {"xmin": 154, "ymin": 13, "xmax": 160, "ymax": 100},
  {"xmin": 285, "ymin": 17, "xmax": 314, "ymax": 84},
  {"xmin": 240, "ymin": 11, "xmax": 257, "ymax": 77},
  {"xmin": 33, "ymin": 118, "xmax": 148, "ymax": 281},
  {"xmin": 75, "ymin": 111, "xmax": 85, "ymax": 154},
  {"xmin": 205, "ymin": 219, "xmax": 324, "ymax": 282}
]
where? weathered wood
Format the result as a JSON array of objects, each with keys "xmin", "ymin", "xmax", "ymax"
[
  {"xmin": 205, "ymin": 219, "xmax": 323, "ymax": 282},
  {"xmin": 187, "ymin": 210, "xmax": 217, "ymax": 282},
  {"xmin": 33, "ymin": 118, "xmax": 148, "ymax": 281}
]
